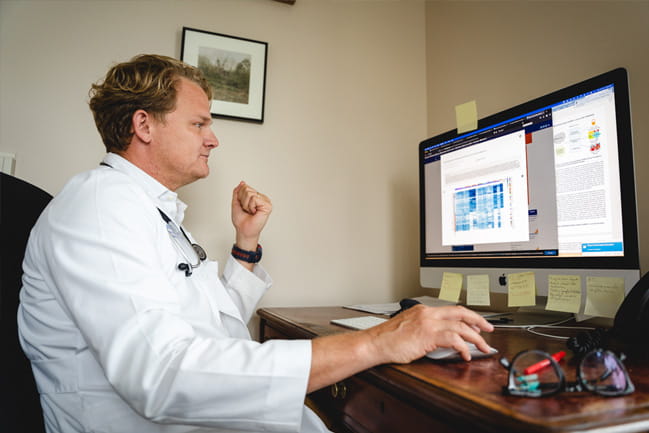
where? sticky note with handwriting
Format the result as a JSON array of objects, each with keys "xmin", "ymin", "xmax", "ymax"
[
  {"xmin": 466, "ymin": 274, "xmax": 491, "ymax": 306},
  {"xmin": 545, "ymin": 274, "xmax": 581, "ymax": 313},
  {"xmin": 584, "ymin": 276, "xmax": 625, "ymax": 318},
  {"xmin": 439, "ymin": 272, "xmax": 463, "ymax": 303},
  {"xmin": 507, "ymin": 272, "xmax": 536, "ymax": 307}
]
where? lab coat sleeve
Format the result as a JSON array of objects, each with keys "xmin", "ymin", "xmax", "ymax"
[
  {"xmin": 34, "ymin": 172, "xmax": 313, "ymax": 432},
  {"xmin": 221, "ymin": 255, "xmax": 272, "ymax": 323}
]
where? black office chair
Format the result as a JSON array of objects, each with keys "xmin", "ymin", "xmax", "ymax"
[{"xmin": 0, "ymin": 172, "xmax": 52, "ymax": 432}]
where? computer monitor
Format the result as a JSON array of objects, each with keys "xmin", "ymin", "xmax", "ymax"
[{"xmin": 419, "ymin": 68, "xmax": 640, "ymax": 299}]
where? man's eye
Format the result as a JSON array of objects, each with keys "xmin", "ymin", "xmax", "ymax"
[{"xmin": 194, "ymin": 123, "xmax": 203, "ymax": 129}]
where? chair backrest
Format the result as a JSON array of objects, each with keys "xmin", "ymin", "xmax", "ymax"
[{"xmin": 0, "ymin": 172, "xmax": 52, "ymax": 432}]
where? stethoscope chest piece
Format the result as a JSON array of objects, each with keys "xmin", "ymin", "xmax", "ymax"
[
  {"xmin": 159, "ymin": 208, "xmax": 206, "ymax": 277},
  {"xmin": 192, "ymin": 243, "xmax": 207, "ymax": 261}
]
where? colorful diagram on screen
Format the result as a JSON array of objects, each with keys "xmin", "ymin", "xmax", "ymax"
[{"xmin": 589, "ymin": 119, "xmax": 601, "ymax": 153}]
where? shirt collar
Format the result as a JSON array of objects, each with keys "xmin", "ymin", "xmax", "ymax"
[{"xmin": 102, "ymin": 153, "xmax": 188, "ymax": 224}]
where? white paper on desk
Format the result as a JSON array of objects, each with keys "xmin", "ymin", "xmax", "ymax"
[
  {"xmin": 343, "ymin": 302, "xmax": 401, "ymax": 315},
  {"xmin": 413, "ymin": 295, "xmax": 457, "ymax": 307},
  {"xmin": 344, "ymin": 295, "xmax": 457, "ymax": 315}
]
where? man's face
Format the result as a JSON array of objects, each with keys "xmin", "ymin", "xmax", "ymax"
[{"xmin": 149, "ymin": 77, "xmax": 218, "ymax": 191}]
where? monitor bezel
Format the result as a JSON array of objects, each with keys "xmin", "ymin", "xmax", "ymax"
[{"xmin": 419, "ymin": 67, "xmax": 639, "ymax": 271}]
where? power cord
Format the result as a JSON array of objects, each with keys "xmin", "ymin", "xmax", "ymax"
[{"xmin": 566, "ymin": 328, "xmax": 611, "ymax": 354}]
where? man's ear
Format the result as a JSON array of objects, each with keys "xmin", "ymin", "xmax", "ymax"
[{"xmin": 132, "ymin": 109, "xmax": 153, "ymax": 144}]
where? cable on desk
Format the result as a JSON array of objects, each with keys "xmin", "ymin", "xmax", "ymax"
[
  {"xmin": 566, "ymin": 328, "xmax": 611, "ymax": 354},
  {"xmin": 492, "ymin": 317, "xmax": 595, "ymax": 340}
]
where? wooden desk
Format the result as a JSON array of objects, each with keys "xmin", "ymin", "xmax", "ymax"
[{"xmin": 257, "ymin": 306, "xmax": 649, "ymax": 433}]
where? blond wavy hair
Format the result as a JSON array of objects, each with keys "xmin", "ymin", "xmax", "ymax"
[{"xmin": 89, "ymin": 54, "xmax": 212, "ymax": 153}]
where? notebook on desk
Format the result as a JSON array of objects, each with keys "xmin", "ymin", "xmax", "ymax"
[{"xmin": 343, "ymin": 295, "xmax": 457, "ymax": 315}]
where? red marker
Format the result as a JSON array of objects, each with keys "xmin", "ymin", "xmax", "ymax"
[{"xmin": 523, "ymin": 351, "xmax": 566, "ymax": 375}]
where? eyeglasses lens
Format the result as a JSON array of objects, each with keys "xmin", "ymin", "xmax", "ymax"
[
  {"xmin": 580, "ymin": 351, "xmax": 628, "ymax": 395},
  {"xmin": 511, "ymin": 351, "xmax": 561, "ymax": 396}
]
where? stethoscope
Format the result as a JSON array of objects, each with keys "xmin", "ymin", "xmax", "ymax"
[
  {"xmin": 99, "ymin": 161, "xmax": 206, "ymax": 277},
  {"xmin": 157, "ymin": 208, "xmax": 207, "ymax": 277}
]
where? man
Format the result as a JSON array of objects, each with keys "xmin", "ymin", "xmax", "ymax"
[{"xmin": 18, "ymin": 54, "xmax": 493, "ymax": 433}]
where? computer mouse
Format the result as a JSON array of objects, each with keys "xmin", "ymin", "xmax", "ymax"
[
  {"xmin": 425, "ymin": 342, "xmax": 498, "ymax": 361},
  {"xmin": 390, "ymin": 298, "xmax": 421, "ymax": 317}
]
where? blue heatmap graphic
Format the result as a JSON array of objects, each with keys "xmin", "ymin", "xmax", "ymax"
[{"xmin": 454, "ymin": 182, "xmax": 505, "ymax": 232}]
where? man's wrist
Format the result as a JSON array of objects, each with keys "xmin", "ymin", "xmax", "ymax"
[{"xmin": 231, "ymin": 243, "xmax": 263, "ymax": 263}]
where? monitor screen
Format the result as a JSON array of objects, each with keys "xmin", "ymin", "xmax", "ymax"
[{"xmin": 419, "ymin": 68, "xmax": 640, "ymax": 296}]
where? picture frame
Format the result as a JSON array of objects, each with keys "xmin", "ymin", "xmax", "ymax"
[{"xmin": 181, "ymin": 27, "xmax": 268, "ymax": 123}]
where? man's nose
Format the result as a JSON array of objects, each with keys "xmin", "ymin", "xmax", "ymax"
[{"xmin": 205, "ymin": 129, "xmax": 219, "ymax": 148}]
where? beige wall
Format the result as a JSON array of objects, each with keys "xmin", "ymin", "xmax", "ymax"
[
  {"xmin": 2, "ymin": 0, "xmax": 647, "ymax": 314},
  {"xmin": 0, "ymin": 0, "xmax": 428, "ymax": 310},
  {"xmin": 426, "ymin": 0, "xmax": 649, "ymax": 275}
]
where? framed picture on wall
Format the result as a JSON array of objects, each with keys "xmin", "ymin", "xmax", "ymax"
[{"xmin": 181, "ymin": 27, "xmax": 268, "ymax": 123}]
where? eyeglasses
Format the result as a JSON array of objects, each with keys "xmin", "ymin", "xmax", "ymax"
[{"xmin": 500, "ymin": 349, "xmax": 634, "ymax": 397}]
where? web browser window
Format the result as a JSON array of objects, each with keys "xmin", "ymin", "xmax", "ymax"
[{"xmin": 423, "ymin": 84, "xmax": 623, "ymax": 260}]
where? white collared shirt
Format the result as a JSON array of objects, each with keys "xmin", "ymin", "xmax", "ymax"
[{"xmin": 18, "ymin": 153, "xmax": 329, "ymax": 433}]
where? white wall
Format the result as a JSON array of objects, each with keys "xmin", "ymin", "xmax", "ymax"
[
  {"xmin": 0, "ymin": 0, "xmax": 428, "ymax": 309},
  {"xmin": 425, "ymin": 0, "xmax": 649, "ymax": 275}
]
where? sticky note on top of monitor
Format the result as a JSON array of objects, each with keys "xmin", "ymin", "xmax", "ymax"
[{"xmin": 455, "ymin": 100, "xmax": 478, "ymax": 133}]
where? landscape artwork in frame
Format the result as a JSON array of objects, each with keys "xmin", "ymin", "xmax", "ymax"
[{"xmin": 181, "ymin": 27, "xmax": 268, "ymax": 123}]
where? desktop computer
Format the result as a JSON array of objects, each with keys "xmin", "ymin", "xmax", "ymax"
[{"xmin": 419, "ymin": 68, "xmax": 640, "ymax": 315}]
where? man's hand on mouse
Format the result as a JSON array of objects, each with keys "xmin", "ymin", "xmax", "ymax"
[{"xmin": 364, "ymin": 304, "xmax": 494, "ymax": 363}]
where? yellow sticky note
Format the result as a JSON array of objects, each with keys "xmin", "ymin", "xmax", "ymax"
[
  {"xmin": 584, "ymin": 276, "xmax": 625, "ymax": 318},
  {"xmin": 455, "ymin": 100, "xmax": 478, "ymax": 133},
  {"xmin": 545, "ymin": 275, "xmax": 581, "ymax": 313},
  {"xmin": 507, "ymin": 272, "xmax": 536, "ymax": 307},
  {"xmin": 466, "ymin": 274, "xmax": 491, "ymax": 306},
  {"xmin": 439, "ymin": 272, "xmax": 463, "ymax": 302}
]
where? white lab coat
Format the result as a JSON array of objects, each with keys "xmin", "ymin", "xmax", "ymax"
[{"xmin": 17, "ymin": 153, "xmax": 331, "ymax": 433}]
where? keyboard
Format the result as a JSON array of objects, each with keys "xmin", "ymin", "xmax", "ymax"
[{"xmin": 330, "ymin": 315, "xmax": 388, "ymax": 330}]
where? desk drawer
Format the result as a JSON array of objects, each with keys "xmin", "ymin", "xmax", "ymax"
[{"xmin": 309, "ymin": 375, "xmax": 456, "ymax": 433}]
